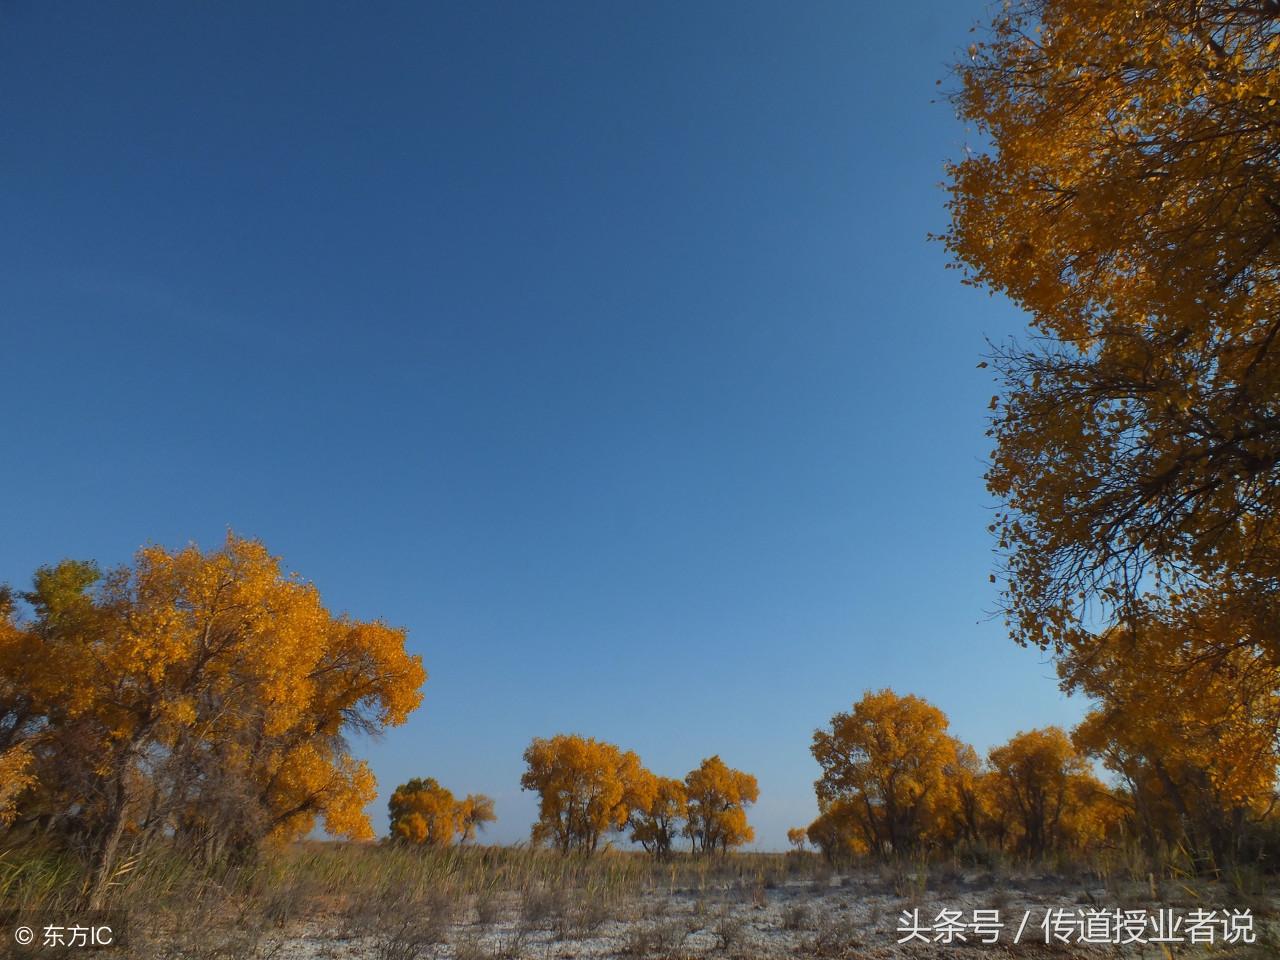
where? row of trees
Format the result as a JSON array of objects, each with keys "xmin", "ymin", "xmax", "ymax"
[
  {"xmin": 800, "ymin": 690, "xmax": 1116, "ymax": 861},
  {"xmin": 0, "ymin": 535, "xmax": 426, "ymax": 906},
  {"xmin": 1062, "ymin": 622, "xmax": 1280, "ymax": 868},
  {"xmin": 388, "ymin": 678, "xmax": 1277, "ymax": 868},
  {"xmin": 7, "ymin": 543, "xmax": 1265, "ymax": 873},
  {"xmin": 802, "ymin": 685, "xmax": 1280, "ymax": 868},
  {"xmin": 385, "ymin": 739, "xmax": 759, "ymax": 856},
  {"xmin": 519, "ymin": 734, "xmax": 758, "ymax": 856}
]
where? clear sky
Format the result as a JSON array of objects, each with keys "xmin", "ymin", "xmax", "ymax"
[{"xmin": 0, "ymin": 1, "xmax": 1084, "ymax": 848}]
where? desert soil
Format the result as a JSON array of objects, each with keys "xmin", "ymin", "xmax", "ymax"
[{"xmin": 259, "ymin": 871, "xmax": 1269, "ymax": 959}]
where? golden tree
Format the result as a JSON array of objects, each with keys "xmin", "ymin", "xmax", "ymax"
[
  {"xmin": 986, "ymin": 727, "xmax": 1114, "ymax": 859},
  {"xmin": 806, "ymin": 800, "xmax": 867, "ymax": 861},
  {"xmin": 942, "ymin": 0, "xmax": 1280, "ymax": 659},
  {"xmin": 1066, "ymin": 615, "xmax": 1280, "ymax": 865},
  {"xmin": 683, "ymin": 755, "xmax": 758, "ymax": 854},
  {"xmin": 628, "ymin": 774, "xmax": 687, "ymax": 858},
  {"xmin": 520, "ymin": 734, "xmax": 652, "ymax": 853},
  {"xmin": 388, "ymin": 778, "xmax": 495, "ymax": 846},
  {"xmin": 786, "ymin": 826, "xmax": 808, "ymax": 852},
  {"xmin": 811, "ymin": 689, "xmax": 960, "ymax": 854},
  {"xmin": 0, "ymin": 535, "xmax": 426, "ymax": 907},
  {"xmin": 945, "ymin": 742, "xmax": 991, "ymax": 849},
  {"xmin": 0, "ymin": 588, "xmax": 38, "ymax": 828},
  {"xmin": 388, "ymin": 778, "xmax": 459, "ymax": 846},
  {"xmin": 457, "ymin": 793, "xmax": 497, "ymax": 843}
]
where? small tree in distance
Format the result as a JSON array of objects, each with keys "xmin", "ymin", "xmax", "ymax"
[
  {"xmin": 457, "ymin": 793, "xmax": 497, "ymax": 843},
  {"xmin": 520, "ymin": 734, "xmax": 653, "ymax": 853},
  {"xmin": 387, "ymin": 778, "xmax": 495, "ymax": 846},
  {"xmin": 683, "ymin": 755, "xmax": 758, "ymax": 854},
  {"xmin": 811, "ymin": 689, "xmax": 959, "ymax": 855}
]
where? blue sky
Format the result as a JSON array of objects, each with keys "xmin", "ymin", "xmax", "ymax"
[{"xmin": 0, "ymin": 1, "xmax": 1082, "ymax": 848}]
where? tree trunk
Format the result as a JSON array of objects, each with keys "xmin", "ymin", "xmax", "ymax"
[{"xmin": 87, "ymin": 774, "xmax": 131, "ymax": 910}]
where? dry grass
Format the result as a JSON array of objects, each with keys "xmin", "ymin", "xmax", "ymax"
[{"xmin": 2, "ymin": 840, "xmax": 1277, "ymax": 958}]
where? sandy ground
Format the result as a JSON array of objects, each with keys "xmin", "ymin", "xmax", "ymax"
[{"xmin": 257, "ymin": 871, "xmax": 1273, "ymax": 959}]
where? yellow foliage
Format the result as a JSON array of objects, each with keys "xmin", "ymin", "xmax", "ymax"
[
  {"xmin": 0, "ymin": 535, "xmax": 426, "ymax": 903},
  {"xmin": 941, "ymin": 0, "xmax": 1280, "ymax": 868},
  {"xmin": 388, "ymin": 777, "xmax": 494, "ymax": 846},
  {"xmin": 806, "ymin": 799, "xmax": 869, "ymax": 861},
  {"xmin": 811, "ymin": 689, "xmax": 960, "ymax": 854},
  {"xmin": 520, "ymin": 734, "xmax": 651, "ymax": 853},
  {"xmin": 0, "ymin": 745, "xmax": 35, "ymax": 829},
  {"xmin": 628, "ymin": 775, "xmax": 687, "ymax": 858},
  {"xmin": 456, "ymin": 793, "xmax": 497, "ymax": 843},
  {"xmin": 945, "ymin": 742, "xmax": 991, "ymax": 848},
  {"xmin": 986, "ymin": 727, "xmax": 1116, "ymax": 858},
  {"xmin": 943, "ymin": 0, "xmax": 1280, "ymax": 661},
  {"xmin": 683, "ymin": 755, "xmax": 758, "ymax": 854},
  {"xmin": 1065, "ymin": 615, "xmax": 1280, "ymax": 864}
]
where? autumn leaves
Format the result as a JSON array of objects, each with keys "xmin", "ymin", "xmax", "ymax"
[
  {"xmin": 519, "ymin": 737, "xmax": 758, "ymax": 856},
  {"xmin": 0, "ymin": 535, "xmax": 426, "ymax": 907},
  {"xmin": 388, "ymin": 736, "xmax": 760, "ymax": 857},
  {"xmin": 5, "ymin": 530, "xmax": 1273, "ymax": 878},
  {"xmin": 941, "ymin": 0, "xmax": 1280, "ymax": 872},
  {"xmin": 804, "ymin": 690, "xmax": 1115, "ymax": 862},
  {"xmin": 1063, "ymin": 622, "xmax": 1280, "ymax": 867},
  {"xmin": 945, "ymin": 0, "xmax": 1280, "ymax": 678},
  {"xmin": 0, "ymin": 530, "xmax": 767, "ymax": 906},
  {"xmin": 388, "ymin": 778, "xmax": 497, "ymax": 846},
  {"xmin": 4, "ymin": 531, "xmax": 1269, "ymax": 876}
]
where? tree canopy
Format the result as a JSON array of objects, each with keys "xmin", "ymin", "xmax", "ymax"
[
  {"xmin": 683, "ymin": 755, "xmax": 759, "ymax": 854},
  {"xmin": 811, "ymin": 689, "xmax": 960, "ymax": 854},
  {"xmin": 0, "ymin": 534, "xmax": 426, "ymax": 906},
  {"xmin": 943, "ymin": 0, "xmax": 1280, "ymax": 658},
  {"xmin": 520, "ymin": 734, "xmax": 652, "ymax": 853},
  {"xmin": 388, "ymin": 777, "xmax": 495, "ymax": 846}
]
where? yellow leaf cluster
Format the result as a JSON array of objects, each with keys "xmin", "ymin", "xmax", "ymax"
[
  {"xmin": 684, "ymin": 755, "xmax": 759, "ymax": 854},
  {"xmin": 387, "ymin": 777, "xmax": 495, "ymax": 846},
  {"xmin": 1064, "ymin": 611, "xmax": 1280, "ymax": 865},
  {"xmin": 0, "ymin": 535, "xmax": 426, "ymax": 900},
  {"xmin": 0, "ymin": 745, "xmax": 35, "ymax": 829},
  {"xmin": 810, "ymin": 690, "xmax": 1120, "ymax": 859},
  {"xmin": 520, "ymin": 734, "xmax": 650, "ymax": 853},
  {"xmin": 943, "ymin": 0, "xmax": 1280, "ymax": 659},
  {"xmin": 519, "ymin": 735, "xmax": 756, "ymax": 856}
]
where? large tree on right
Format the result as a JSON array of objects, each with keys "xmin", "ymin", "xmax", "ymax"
[{"xmin": 943, "ymin": 0, "xmax": 1280, "ymax": 658}]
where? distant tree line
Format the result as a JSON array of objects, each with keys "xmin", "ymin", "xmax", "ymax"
[
  {"xmin": 389, "ymin": 737, "xmax": 759, "ymax": 857},
  {"xmin": 798, "ymin": 685, "xmax": 1279, "ymax": 870},
  {"xmin": 518, "ymin": 735, "xmax": 757, "ymax": 856},
  {"xmin": 9, "ymin": 537, "xmax": 1270, "ymax": 889}
]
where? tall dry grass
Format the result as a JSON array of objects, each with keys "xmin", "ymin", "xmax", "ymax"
[
  {"xmin": 0, "ymin": 839, "xmax": 827, "ymax": 957},
  {"xmin": 4, "ymin": 839, "xmax": 1276, "ymax": 958}
]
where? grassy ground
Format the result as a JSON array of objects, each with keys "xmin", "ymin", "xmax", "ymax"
[{"xmin": 2, "ymin": 842, "xmax": 1277, "ymax": 958}]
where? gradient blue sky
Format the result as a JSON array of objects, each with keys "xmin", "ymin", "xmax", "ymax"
[{"xmin": 0, "ymin": 1, "xmax": 1082, "ymax": 848}]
